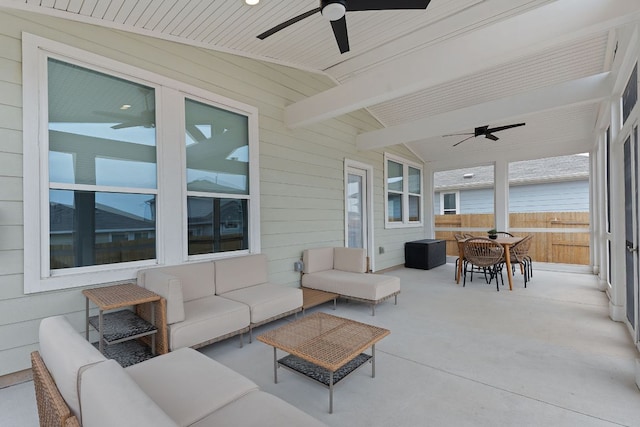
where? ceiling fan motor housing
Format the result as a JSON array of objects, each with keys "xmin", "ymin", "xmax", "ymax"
[{"xmin": 321, "ymin": 0, "xmax": 347, "ymax": 21}]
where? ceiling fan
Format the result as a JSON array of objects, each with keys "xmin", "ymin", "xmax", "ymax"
[
  {"xmin": 257, "ymin": 0, "xmax": 432, "ymax": 54},
  {"xmin": 445, "ymin": 123, "xmax": 526, "ymax": 147},
  {"xmin": 94, "ymin": 90, "xmax": 155, "ymax": 130}
]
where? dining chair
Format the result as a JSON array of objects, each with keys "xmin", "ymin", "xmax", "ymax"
[
  {"xmin": 509, "ymin": 234, "xmax": 533, "ymax": 287},
  {"xmin": 462, "ymin": 237, "xmax": 504, "ymax": 291}
]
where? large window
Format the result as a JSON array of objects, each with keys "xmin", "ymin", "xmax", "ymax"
[
  {"xmin": 23, "ymin": 35, "xmax": 260, "ymax": 293},
  {"xmin": 384, "ymin": 153, "xmax": 423, "ymax": 227}
]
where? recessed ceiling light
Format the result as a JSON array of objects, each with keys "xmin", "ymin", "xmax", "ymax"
[
  {"xmin": 245, "ymin": 0, "xmax": 259, "ymax": 5},
  {"xmin": 120, "ymin": 104, "xmax": 131, "ymax": 110}
]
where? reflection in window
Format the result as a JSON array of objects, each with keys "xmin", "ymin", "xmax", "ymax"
[
  {"xmin": 385, "ymin": 155, "xmax": 422, "ymax": 226},
  {"xmin": 47, "ymin": 59, "xmax": 158, "ymax": 270},
  {"xmin": 185, "ymin": 99, "xmax": 248, "ymax": 195},
  {"xmin": 50, "ymin": 190, "xmax": 156, "ymax": 268},
  {"xmin": 187, "ymin": 197, "xmax": 248, "ymax": 255}
]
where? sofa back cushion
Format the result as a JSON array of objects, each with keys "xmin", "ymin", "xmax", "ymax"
[
  {"xmin": 141, "ymin": 262, "xmax": 215, "ymax": 302},
  {"xmin": 140, "ymin": 270, "xmax": 186, "ymax": 324},
  {"xmin": 333, "ymin": 247, "xmax": 367, "ymax": 273},
  {"xmin": 80, "ymin": 360, "xmax": 178, "ymax": 427},
  {"xmin": 302, "ymin": 247, "xmax": 334, "ymax": 274},
  {"xmin": 215, "ymin": 254, "xmax": 268, "ymax": 295},
  {"xmin": 38, "ymin": 316, "xmax": 107, "ymax": 422}
]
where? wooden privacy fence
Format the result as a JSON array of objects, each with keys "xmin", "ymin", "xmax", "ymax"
[{"xmin": 435, "ymin": 212, "xmax": 590, "ymax": 265}]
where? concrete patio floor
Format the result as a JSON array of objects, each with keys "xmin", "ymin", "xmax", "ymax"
[{"xmin": 2, "ymin": 262, "xmax": 640, "ymax": 426}]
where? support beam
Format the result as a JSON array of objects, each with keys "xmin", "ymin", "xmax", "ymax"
[
  {"xmin": 285, "ymin": 0, "xmax": 640, "ymax": 129},
  {"xmin": 356, "ymin": 72, "xmax": 612, "ymax": 150}
]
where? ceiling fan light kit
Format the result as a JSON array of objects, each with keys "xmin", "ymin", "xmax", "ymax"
[
  {"xmin": 257, "ymin": 0, "xmax": 431, "ymax": 54},
  {"xmin": 322, "ymin": 1, "xmax": 346, "ymax": 21}
]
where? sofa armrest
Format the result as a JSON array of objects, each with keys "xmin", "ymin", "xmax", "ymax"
[
  {"xmin": 302, "ymin": 247, "xmax": 334, "ymax": 274},
  {"xmin": 142, "ymin": 270, "xmax": 185, "ymax": 325}
]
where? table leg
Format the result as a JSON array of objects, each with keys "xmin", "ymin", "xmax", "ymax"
[
  {"xmin": 457, "ymin": 244, "xmax": 464, "ymax": 284},
  {"xmin": 329, "ymin": 371, "xmax": 334, "ymax": 414},
  {"xmin": 504, "ymin": 244, "xmax": 513, "ymax": 291},
  {"xmin": 98, "ymin": 310, "xmax": 104, "ymax": 354},
  {"xmin": 85, "ymin": 297, "xmax": 89, "ymax": 340},
  {"xmin": 372, "ymin": 344, "xmax": 376, "ymax": 378},
  {"xmin": 273, "ymin": 347, "xmax": 278, "ymax": 384}
]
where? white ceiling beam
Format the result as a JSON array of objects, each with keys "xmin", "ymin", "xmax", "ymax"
[
  {"xmin": 356, "ymin": 72, "xmax": 611, "ymax": 150},
  {"xmin": 285, "ymin": 0, "xmax": 640, "ymax": 129}
]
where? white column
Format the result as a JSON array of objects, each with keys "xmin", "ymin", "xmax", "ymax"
[
  {"xmin": 424, "ymin": 165, "xmax": 435, "ymax": 238},
  {"xmin": 494, "ymin": 159, "xmax": 509, "ymax": 232}
]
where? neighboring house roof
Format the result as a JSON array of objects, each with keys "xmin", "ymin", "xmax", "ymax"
[
  {"xmin": 50, "ymin": 203, "xmax": 154, "ymax": 234},
  {"xmin": 434, "ymin": 154, "xmax": 589, "ymax": 191}
]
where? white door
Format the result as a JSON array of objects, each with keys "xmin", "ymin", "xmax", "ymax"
[{"xmin": 345, "ymin": 161, "xmax": 374, "ymax": 270}]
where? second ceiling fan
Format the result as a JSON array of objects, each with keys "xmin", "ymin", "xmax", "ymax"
[
  {"xmin": 445, "ymin": 123, "xmax": 526, "ymax": 147},
  {"xmin": 257, "ymin": 0, "xmax": 432, "ymax": 54}
]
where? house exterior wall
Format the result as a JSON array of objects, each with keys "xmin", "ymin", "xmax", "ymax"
[
  {"xmin": 0, "ymin": 9, "xmax": 424, "ymax": 376},
  {"xmin": 434, "ymin": 180, "xmax": 589, "ymax": 214}
]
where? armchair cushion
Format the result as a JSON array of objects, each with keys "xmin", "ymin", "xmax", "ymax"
[
  {"xmin": 215, "ymin": 254, "xmax": 268, "ymax": 294},
  {"xmin": 302, "ymin": 247, "xmax": 334, "ymax": 274},
  {"xmin": 80, "ymin": 360, "xmax": 177, "ymax": 427},
  {"xmin": 333, "ymin": 247, "xmax": 366, "ymax": 273}
]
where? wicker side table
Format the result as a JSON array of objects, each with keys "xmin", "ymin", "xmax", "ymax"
[{"xmin": 83, "ymin": 283, "xmax": 165, "ymax": 366}]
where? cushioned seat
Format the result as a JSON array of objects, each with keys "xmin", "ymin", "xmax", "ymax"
[{"xmin": 221, "ymin": 283, "xmax": 302, "ymax": 324}]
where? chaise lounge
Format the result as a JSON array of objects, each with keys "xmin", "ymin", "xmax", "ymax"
[{"xmin": 301, "ymin": 247, "xmax": 401, "ymax": 315}]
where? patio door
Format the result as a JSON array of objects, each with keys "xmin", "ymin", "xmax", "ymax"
[
  {"xmin": 345, "ymin": 160, "xmax": 373, "ymax": 270},
  {"xmin": 624, "ymin": 125, "xmax": 639, "ymax": 333}
]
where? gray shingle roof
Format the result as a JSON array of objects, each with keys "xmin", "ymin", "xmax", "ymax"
[{"xmin": 434, "ymin": 154, "xmax": 589, "ymax": 191}]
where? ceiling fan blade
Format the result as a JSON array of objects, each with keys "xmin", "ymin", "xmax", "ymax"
[
  {"xmin": 485, "ymin": 123, "xmax": 526, "ymax": 134},
  {"xmin": 442, "ymin": 132, "xmax": 473, "ymax": 137},
  {"xmin": 347, "ymin": 0, "xmax": 431, "ymax": 11},
  {"xmin": 330, "ymin": 16, "xmax": 350, "ymax": 54},
  {"xmin": 257, "ymin": 8, "xmax": 321, "ymax": 39},
  {"xmin": 111, "ymin": 122, "xmax": 138, "ymax": 130},
  {"xmin": 452, "ymin": 135, "xmax": 474, "ymax": 147},
  {"xmin": 485, "ymin": 133, "xmax": 499, "ymax": 141}
]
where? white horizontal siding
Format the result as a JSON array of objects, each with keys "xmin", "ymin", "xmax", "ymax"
[{"xmin": 0, "ymin": 8, "xmax": 424, "ymax": 376}]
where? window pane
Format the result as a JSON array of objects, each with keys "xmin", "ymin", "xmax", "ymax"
[
  {"xmin": 443, "ymin": 193, "xmax": 456, "ymax": 210},
  {"xmin": 187, "ymin": 197, "xmax": 248, "ymax": 255},
  {"xmin": 409, "ymin": 195, "xmax": 420, "ymax": 221},
  {"xmin": 50, "ymin": 190, "xmax": 156, "ymax": 269},
  {"xmin": 185, "ymin": 99, "xmax": 249, "ymax": 195},
  {"xmin": 409, "ymin": 167, "xmax": 421, "ymax": 194},
  {"xmin": 387, "ymin": 193, "xmax": 402, "ymax": 222},
  {"xmin": 387, "ymin": 160, "xmax": 403, "ymax": 192},
  {"xmin": 48, "ymin": 59, "xmax": 157, "ymax": 188}
]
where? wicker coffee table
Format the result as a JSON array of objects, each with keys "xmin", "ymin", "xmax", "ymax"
[{"xmin": 257, "ymin": 312, "xmax": 390, "ymax": 413}]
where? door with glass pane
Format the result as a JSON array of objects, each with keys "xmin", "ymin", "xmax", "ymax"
[
  {"xmin": 624, "ymin": 125, "xmax": 639, "ymax": 334},
  {"xmin": 347, "ymin": 168, "xmax": 367, "ymax": 250}
]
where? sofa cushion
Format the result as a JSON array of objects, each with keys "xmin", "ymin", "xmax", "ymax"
[
  {"xmin": 220, "ymin": 284, "xmax": 302, "ymax": 324},
  {"xmin": 140, "ymin": 262, "xmax": 215, "ymax": 302},
  {"xmin": 333, "ymin": 247, "xmax": 367, "ymax": 273},
  {"xmin": 302, "ymin": 270, "xmax": 400, "ymax": 301},
  {"xmin": 215, "ymin": 254, "xmax": 268, "ymax": 295},
  {"xmin": 302, "ymin": 247, "xmax": 334, "ymax": 274},
  {"xmin": 141, "ymin": 270, "xmax": 185, "ymax": 324},
  {"xmin": 191, "ymin": 390, "xmax": 328, "ymax": 427},
  {"xmin": 38, "ymin": 316, "xmax": 106, "ymax": 422},
  {"xmin": 80, "ymin": 360, "xmax": 177, "ymax": 427},
  {"xmin": 126, "ymin": 348, "xmax": 258, "ymax": 427},
  {"xmin": 168, "ymin": 295, "xmax": 249, "ymax": 350}
]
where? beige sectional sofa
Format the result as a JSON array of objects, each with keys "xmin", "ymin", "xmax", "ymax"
[
  {"xmin": 32, "ymin": 315, "xmax": 326, "ymax": 427},
  {"xmin": 137, "ymin": 254, "xmax": 302, "ymax": 349},
  {"xmin": 301, "ymin": 247, "xmax": 401, "ymax": 315}
]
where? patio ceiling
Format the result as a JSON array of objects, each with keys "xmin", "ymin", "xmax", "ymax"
[{"xmin": 3, "ymin": 0, "xmax": 640, "ymax": 168}]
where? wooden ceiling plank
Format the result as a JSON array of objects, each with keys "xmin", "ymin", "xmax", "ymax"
[
  {"xmin": 286, "ymin": 0, "xmax": 640, "ymax": 129},
  {"xmin": 356, "ymin": 72, "xmax": 612, "ymax": 150}
]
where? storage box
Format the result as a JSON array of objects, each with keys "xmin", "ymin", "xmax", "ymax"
[{"xmin": 404, "ymin": 239, "xmax": 446, "ymax": 270}]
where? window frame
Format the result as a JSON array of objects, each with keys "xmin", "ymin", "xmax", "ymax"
[
  {"xmin": 384, "ymin": 153, "xmax": 423, "ymax": 228},
  {"xmin": 22, "ymin": 34, "xmax": 260, "ymax": 293},
  {"xmin": 440, "ymin": 191, "xmax": 460, "ymax": 215}
]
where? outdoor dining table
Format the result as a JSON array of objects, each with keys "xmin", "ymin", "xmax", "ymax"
[{"xmin": 456, "ymin": 236, "xmax": 523, "ymax": 291}]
